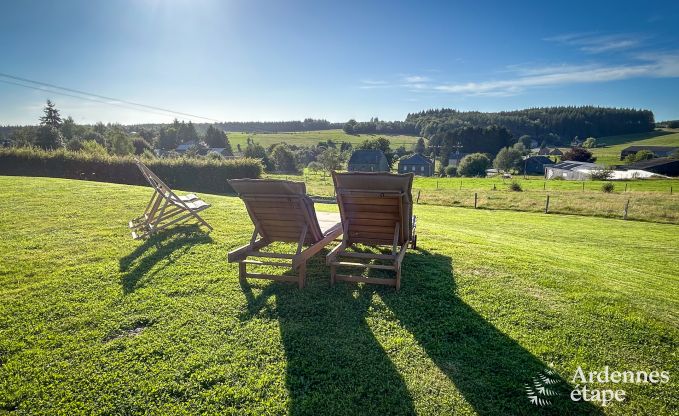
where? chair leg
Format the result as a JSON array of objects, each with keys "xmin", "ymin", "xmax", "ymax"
[
  {"xmin": 330, "ymin": 264, "xmax": 336, "ymax": 286},
  {"xmin": 239, "ymin": 262, "xmax": 246, "ymax": 283},
  {"xmin": 298, "ymin": 263, "xmax": 306, "ymax": 289},
  {"xmin": 395, "ymin": 267, "xmax": 401, "ymax": 292}
]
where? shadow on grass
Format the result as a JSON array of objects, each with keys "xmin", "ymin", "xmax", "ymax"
[
  {"xmin": 240, "ymin": 248, "xmax": 602, "ymax": 415},
  {"xmin": 377, "ymin": 248, "xmax": 602, "ymax": 415},
  {"xmin": 118, "ymin": 225, "xmax": 212, "ymax": 294},
  {"xmin": 239, "ymin": 252, "xmax": 416, "ymax": 416}
]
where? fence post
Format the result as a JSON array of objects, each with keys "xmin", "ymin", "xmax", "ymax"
[
  {"xmin": 459, "ymin": 180, "xmax": 462, "ymax": 190},
  {"xmin": 582, "ymin": 182, "xmax": 585, "ymax": 191},
  {"xmin": 623, "ymin": 199, "xmax": 630, "ymax": 220},
  {"xmin": 671, "ymin": 186, "xmax": 673, "ymax": 195},
  {"xmin": 625, "ymin": 183, "xmax": 628, "ymax": 193},
  {"xmin": 544, "ymin": 195, "xmax": 550, "ymax": 214},
  {"xmin": 474, "ymin": 192, "xmax": 478, "ymax": 208},
  {"xmin": 543, "ymin": 181, "xmax": 546, "ymax": 191},
  {"xmin": 416, "ymin": 190, "xmax": 421, "ymax": 204},
  {"xmin": 436, "ymin": 180, "xmax": 439, "ymax": 189}
]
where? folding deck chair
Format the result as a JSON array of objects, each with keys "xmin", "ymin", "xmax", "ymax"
[
  {"xmin": 129, "ymin": 159, "xmax": 212, "ymax": 239},
  {"xmin": 227, "ymin": 179, "xmax": 343, "ymax": 288},
  {"xmin": 327, "ymin": 172, "xmax": 417, "ymax": 291}
]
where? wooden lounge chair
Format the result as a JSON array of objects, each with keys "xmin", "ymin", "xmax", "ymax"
[
  {"xmin": 327, "ymin": 172, "xmax": 417, "ymax": 291},
  {"xmin": 227, "ymin": 179, "xmax": 343, "ymax": 288},
  {"xmin": 129, "ymin": 159, "xmax": 212, "ymax": 239}
]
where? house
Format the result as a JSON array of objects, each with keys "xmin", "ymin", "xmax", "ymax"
[
  {"xmin": 625, "ymin": 158, "xmax": 679, "ymax": 177},
  {"xmin": 397, "ymin": 153, "xmax": 434, "ymax": 176},
  {"xmin": 620, "ymin": 146, "xmax": 678, "ymax": 160},
  {"xmin": 348, "ymin": 149, "xmax": 390, "ymax": 172},
  {"xmin": 447, "ymin": 151, "xmax": 469, "ymax": 168},
  {"xmin": 175, "ymin": 141, "xmax": 200, "ymax": 153},
  {"xmin": 544, "ymin": 161, "xmax": 602, "ymax": 180},
  {"xmin": 537, "ymin": 147, "xmax": 563, "ymax": 156},
  {"xmin": 522, "ymin": 155, "xmax": 554, "ymax": 174}
]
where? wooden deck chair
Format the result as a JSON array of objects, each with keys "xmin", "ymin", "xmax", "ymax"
[
  {"xmin": 129, "ymin": 159, "xmax": 212, "ymax": 239},
  {"xmin": 327, "ymin": 172, "xmax": 417, "ymax": 291},
  {"xmin": 227, "ymin": 179, "xmax": 343, "ymax": 288}
]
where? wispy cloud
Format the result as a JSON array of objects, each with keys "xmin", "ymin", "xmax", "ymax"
[
  {"xmin": 360, "ymin": 52, "xmax": 679, "ymax": 97},
  {"xmin": 402, "ymin": 75, "xmax": 430, "ymax": 83},
  {"xmin": 545, "ymin": 32, "xmax": 645, "ymax": 53}
]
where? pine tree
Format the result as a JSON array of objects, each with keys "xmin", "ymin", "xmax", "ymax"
[{"xmin": 39, "ymin": 100, "xmax": 62, "ymax": 128}]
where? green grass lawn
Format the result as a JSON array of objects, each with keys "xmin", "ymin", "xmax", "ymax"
[
  {"xmin": 226, "ymin": 129, "xmax": 420, "ymax": 149},
  {"xmin": 1, "ymin": 177, "xmax": 677, "ymax": 415},
  {"xmin": 585, "ymin": 129, "xmax": 679, "ymax": 167}
]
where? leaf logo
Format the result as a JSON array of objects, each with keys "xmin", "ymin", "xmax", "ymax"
[{"xmin": 525, "ymin": 370, "xmax": 562, "ymax": 406}]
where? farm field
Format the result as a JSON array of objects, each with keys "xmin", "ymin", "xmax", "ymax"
[
  {"xmin": 581, "ymin": 129, "xmax": 679, "ymax": 167},
  {"xmin": 0, "ymin": 176, "xmax": 677, "ymax": 415},
  {"xmin": 225, "ymin": 129, "xmax": 421, "ymax": 149},
  {"xmin": 266, "ymin": 173, "xmax": 679, "ymax": 224}
]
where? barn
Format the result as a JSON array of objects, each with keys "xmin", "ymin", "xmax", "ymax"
[
  {"xmin": 620, "ymin": 146, "xmax": 678, "ymax": 160},
  {"xmin": 544, "ymin": 161, "xmax": 602, "ymax": 180},
  {"xmin": 348, "ymin": 150, "xmax": 390, "ymax": 172},
  {"xmin": 397, "ymin": 153, "xmax": 434, "ymax": 176},
  {"xmin": 522, "ymin": 155, "xmax": 554, "ymax": 174},
  {"xmin": 626, "ymin": 158, "xmax": 679, "ymax": 177}
]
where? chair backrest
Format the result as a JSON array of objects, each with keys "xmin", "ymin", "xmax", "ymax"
[
  {"xmin": 228, "ymin": 179, "xmax": 324, "ymax": 244},
  {"xmin": 134, "ymin": 159, "xmax": 173, "ymax": 196},
  {"xmin": 332, "ymin": 171, "xmax": 414, "ymax": 246}
]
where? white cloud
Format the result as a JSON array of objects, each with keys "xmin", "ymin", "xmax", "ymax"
[
  {"xmin": 402, "ymin": 75, "xmax": 430, "ymax": 83},
  {"xmin": 544, "ymin": 32, "xmax": 645, "ymax": 54}
]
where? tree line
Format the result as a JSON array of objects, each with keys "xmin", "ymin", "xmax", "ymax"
[{"xmin": 406, "ymin": 106, "xmax": 655, "ymax": 145}]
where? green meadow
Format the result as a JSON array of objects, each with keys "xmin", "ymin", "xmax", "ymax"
[
  {"xmin": 226, "ymin": 129, "xmax": 420, "ymax": 149},
  {"xmin": 582, "ymin": 129, "xmax": 679, "ymax": 167},
  {"xmin": 1, "ymin": 176, "xmax": 677, "ymax": 415}
]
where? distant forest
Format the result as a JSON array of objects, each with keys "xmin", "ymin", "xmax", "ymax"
[
  {"xmin": 131, "ymin": 118, "xmax": 341, "ymax": 135},
  {"xmin": 406, "ymin": 106, "xmax": 656, "ymax": 145}
]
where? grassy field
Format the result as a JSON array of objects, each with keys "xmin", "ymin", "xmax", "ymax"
[
  {"xmin": 1, "ymin": 176, "xmax": 677, "ymax": 415},
  {"xmin": 266, "ymin": 173, "xmax": 679, "ymax": 224},
  {"xmin": 226, "ymin": 129, "xmax": 421, "ymax": 149},
  {"xmin": 585, "ymin": 129, "xmax": 679, "ymax": 167}
]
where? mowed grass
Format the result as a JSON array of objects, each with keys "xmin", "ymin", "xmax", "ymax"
[
  {"xmin": 226, "ymin": 129, "xmax": 420, "ymax": 149},
  {"xmin": 1, "ymin": 176, "xmax": 678, "ymax": 415},
  {"xmin": 266, "ymin": 173, "xmax": 679, "ymax": 224},
  {"xmin": 585, "ymin": 129, "xmax": 679, "ymax": 167}
]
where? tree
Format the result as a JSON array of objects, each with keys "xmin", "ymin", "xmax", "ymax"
[
  {"xmin": 35, "ymin": 126, "xmax": 64, "ymax": 150},
  {"xmin": 493, "ymin": 147, "xmax": 523, "ymax": 172},
  {"xmin": 177, "ymin": 121, "xmax": 198, "ymax": 143},
  {"xmin": 413, "ymin": 137, "xmax": 426, "ymax": 154},
  {"xmin": 518, "ymin": 135, "xmax": 533, "ymax": 148},
  {"xmin": 39, "ymin": 100, "xmax": 62, "ymax": 128},
  {"xmin": 624, "ymin": 150, "xmax": 654, "ymax": 164},
  {"xmin": 269, "ymin": 144, "xmax": 298, "ymax": 172},
  {"xmin": 317, "ymin": 147, "xmax": 344, "ymax": 173},
  {"xmin": 158, "ymin": 127, "xmax": 179, "ymax": 150},
  {"xmin": 132, "ymin": 136, "xmax": 153, "ymax": 155},
  {"xmin": 108, "ymin": 129, "xmax": 134, "ymax": 155},
  {"xmin": 60, "ymin": 116, "xmax": 78, "ymax": 141},
  {"xmin": 204, "ymin": 125, "xmax": 233, "ymax": 155},
  {"xmin": 457, "ymin": 153, "xmax": 491, "ymax": 177},
  {"xmin": 582, "ymin": 137, "xmax": 597, "ymax": 148},
  {"xmin": 562, "ymin": 147, "xmax": 596, "ymax": 163},
  {"xmin": 343, "ymin": 119, "xmax": 357, "ymax": 134}
]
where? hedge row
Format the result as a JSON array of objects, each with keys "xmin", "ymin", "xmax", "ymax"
[{"xmin": 0, "ymin": 147, "xmax": 262, "ymax": 194}]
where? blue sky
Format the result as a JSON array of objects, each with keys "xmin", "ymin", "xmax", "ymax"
[{"xmin": 1, "ymin": 0, "xmax": 678, "ymax": 125}]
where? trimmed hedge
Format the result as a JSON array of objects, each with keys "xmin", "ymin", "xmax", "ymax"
[{"xmin": 0, "ymin": 147, "xmax": 262, "ymax": 194}]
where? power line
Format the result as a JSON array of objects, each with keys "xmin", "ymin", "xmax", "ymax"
[
  {"xmin": 0, "ymin": 72, "xmax": 221, "ymax": 122},
  {"xmin": 0, "ymin": 79, "xmax": 176, "ymax": 119}
]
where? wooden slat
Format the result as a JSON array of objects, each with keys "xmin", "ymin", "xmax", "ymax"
[
  {"xmin": 348, "ymin": 225, "xmax": 397, "ymax": 234},
  {"xmin": 346, "ymin": 218, "xmax": 397, "ymax": 227},
  {"xmin": 249, "ymin": 207, "xmax": 301, "ymax": 215},
  {"xmin": 342, "ymin": 196, "xmax": 400, "ymax": 206},
  {"xmin": 254, "ymin": 212, "xmax": 305, "ymax": 221},
  {"xmin": 241, "ymin": 259, "xmax": 292, "ymax": 267},
  {"xmin": 248, "ymin": 201, "xmax": 301, "ymax": 210},
  {"xmin": 248, "ymin": 251, "xmax": 295, "ymax": 259},
  {"xmin": 340, "ymin": 252, "xmax": 395, "ymax": 260},
  {"xmin": 331, "ymin": 261, "xmax": 395, "ymax": 270},
  {"xmin": 345, "ymin": 211, "xmax": 400, "ymax": 221},
  {"xmin": 344, "ymin": 204, "xmax": 399, "ymax": 214},
  {"xmin": 349, "ymin": 231, "xmax": 395, "ymax": 240},
  {"xmin": 334, "ymin": 274, "xmax": 396, "ymax": 286},
  {"xmin": 346, "ymin": 237, "xmax": 395, "ymax": 245},
  {"xmin": 244, "ymin": 272, "xmax": 300, "ymax": 283}
]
